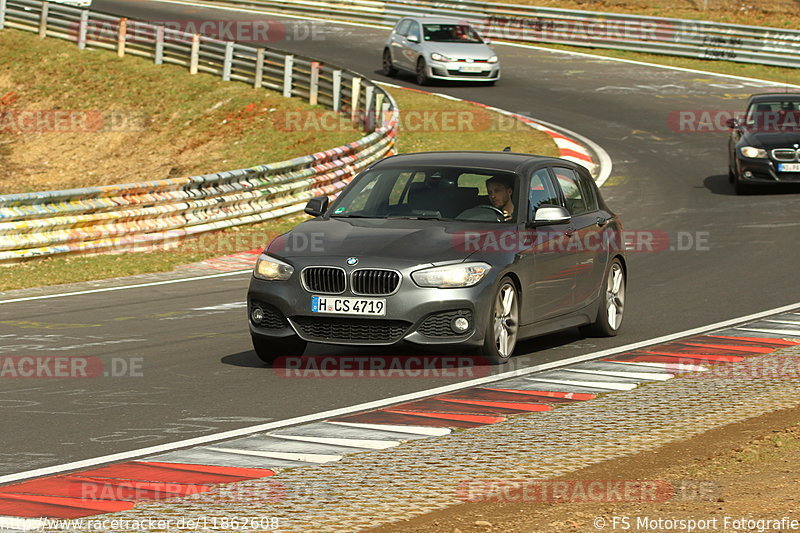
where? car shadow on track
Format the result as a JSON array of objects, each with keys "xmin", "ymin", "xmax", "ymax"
[
  {"xmin": 704, "ymin": 174, "xmax": 800, "ymax": 196},
  {"xmin": 374, "ymin": 70, "xmax": 496, "ymax": 89},
  {"xmin": 221, "ymin": 328, "xmax": 588, "ymax": 370}
]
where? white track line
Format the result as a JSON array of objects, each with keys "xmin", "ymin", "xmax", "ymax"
[
  {"xmin": 204, "ymin": 447, "xmax": 342, "ymax": 463},
  {"xmin": 1, "ymin": 300, "xmax": 797, "ymax": 485},
  {"xmin": 0, "ymin": 270, "xmax": 251, "ymax": 305},
  {"xmin": 269, "ymin": 434, "xmax": 399, "ymax": 450}
]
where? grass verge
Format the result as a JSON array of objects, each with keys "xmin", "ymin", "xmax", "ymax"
[{"xmin": 0, "ymin": 87, "xmax": 558, "ymax": 291}]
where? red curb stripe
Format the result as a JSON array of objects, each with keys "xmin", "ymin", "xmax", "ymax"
[
  {"xmin": 483, "ymin": 388, "xmax": 596, "ymax": 401},
  {"xmin": 331, "ymin": 410, "xmax": 502, "ymax": 428},
  {"xmin": 438, "ymin": 398, "xmax": 552, "ymax": 412},
  {"xmin": 679, "ymin": 342, "xmax": 776, "ymax": 354},
  {"xmin": 609, "ymin": 353, "xmax": 738, "ymax": 365},
  {"xmin": 558, "ymin": 148, "xmax": 593, "ymax": 161},
  {"xmin": 441, "ymin": 388, "xmax": 585, "ymax": 404},
  {"xmin": 0, "ymin": 493, "xmax": 133, "ymax": 518},
  {"xmin": 0, "ymin": 476, "xmax": 209, "ymax": 500},
  {"xmin": 389, "ymin": 398, "xmax": 545, "ymax": 416},
  {"xmin": 639, "ymin": 351, "xmax": 744, "ymax": 363},
  {"xmin": 385, "ymin": 409, "xmax": 505, "ymax": 425},
  {"xmin": 82, "ymin": 461, "xmax": 274, "ymax": 484},
  {"xmin": 707, "ymin": 335, "xmax": 800, "ymax": 346}
]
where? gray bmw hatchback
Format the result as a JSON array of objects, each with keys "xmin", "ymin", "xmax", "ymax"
[{"xmin": 248, "ymin": 151, "xmax": 626, "ymax": 364}]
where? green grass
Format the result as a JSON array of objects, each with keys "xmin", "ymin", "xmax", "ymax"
[
  {"xmin": 0, "ymin": 86, "xmax": 558, "ymax": 291},
  {"xmin": 0, "ymin": 28, "xmax": 363, "ymax": 194}
]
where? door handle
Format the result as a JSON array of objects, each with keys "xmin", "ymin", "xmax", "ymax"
[{"xmin": 565, "ymin": 228, "xmax": 576, "ymax": 237}]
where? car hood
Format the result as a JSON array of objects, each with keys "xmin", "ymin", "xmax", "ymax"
[
  {"xmin": 426, "ymin": 42, "xmax": 495, "ymax": 60},
  {"xmin": 267, "ymin": 218, "xmax": 504, "ymax": 265},
  {"xmin": 741, "ymin": 129, "xmax": 800, "ymax": 149}
]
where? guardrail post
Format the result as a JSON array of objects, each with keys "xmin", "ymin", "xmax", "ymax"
[
  {"xmin": 375, "ymin": 92, "xmax": 385, "ymax": 127},
  {"xmin": 253, "ymin": 48, "xmax": 264, "ymax": 89},
  {"xmin": 350, "ymin": 77, "xmax": 362, "ymax": 122},
  {"xmin": 154, "ymin": 25, "xmax": 164, "ymax": 65},
  {"xmin": 0, "ymin": 0, "xmax": 7, "ymax": 31},
  {"xmin": 117, "ymin": 18, "xmax": 127, "ymax": 57},
  {"xmin": 190, "ymin": 34, "xmax": 200, "ymax": 74},
  {"xmin": 283, "ymin": 55, "xmax": 294, "ymax": 97},
  {"xmin": 38, "ymin": 2, "xmax": 48, "ymax": 39},
  {"xmin": 309, "ymin": 61, "xmax": 320, "ymax": 105},
  {"xmin": 364, "ymin": 85, "xmax": 374, "ymax": 130},
  {"xmin": 332, "ymin": 70, "xmax": 342, "ymax": 112},
  {"xmin": 77, "ymin": 10, "xmax": 88, "ymax": 49},
  {"xmin": 254, "ymin": 48, "xmax": 264, "ymax": 88},
  {"xmin": 222, "ymin": 41, "xmax": 234, "ymax": 81}
]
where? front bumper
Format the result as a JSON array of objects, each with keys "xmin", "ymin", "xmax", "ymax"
[
  {"xmin": 427, "ymin": 61, "xmax": 500, "ymax": 82},
  {"xmin": 247, "ymin": 265, "xmax": 499, "ymax": 347},
  {"xmin": 734, "ymin": 156, "xmax": 800, "ymax": 183}
]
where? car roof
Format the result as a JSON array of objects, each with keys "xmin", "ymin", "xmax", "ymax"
[
  {"xmin": 403, "ymin": 16, "xmax": 472, "ymax": 25},
  {"xmin": 748, "ymin": 92, "xmax": 800, "ymax": 103},
  {"xmin": 371, "ymin": 151, "xmax": 572, "ymax": 173}
]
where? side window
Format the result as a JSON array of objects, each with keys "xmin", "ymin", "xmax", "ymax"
[
  {"xmin": 577, "ymin": 172, "xmax": 598, "ymax": 213},
  {"xmin": 406, "ymin": 22, "xmax": 421, "ymax": 41},
  {"xmin": 553, "ymin": 167, "xmax": 588, "ymax": 216},
  {"xmin": 528, "ymin": 168, "xmax": 560, "ymax": 221},
  {"xmin": 395, "ymin": 19, "xmax": 411, "ymax": 36}
]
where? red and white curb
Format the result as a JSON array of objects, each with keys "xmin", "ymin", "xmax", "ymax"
[
  {"xmin": 378, "ymin": 82, "xmax": 613, "ymax": 187},
  {"xmin": 1, "ymin": 310, "xmax": 798, "ymax": 528}
]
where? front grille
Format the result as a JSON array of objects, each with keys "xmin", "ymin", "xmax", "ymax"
[
  {"xmin": 250, "ymin": 301, "xmax": 289, "ymax": 329},
  {"xmin": 352, "ymin": 269, "xmax": 400, "ymax": 295},
  {"xmin": 447, "ymin": 69, "xmax": 491, "ymax": 77},
  {"xmin": 292, "ymin": 316, "xmax": 410, "ymax": 342},
  {"xmin": 418, "ymin": 309, "xmax": 473, "ymax": 338},
  {"xmin": 302, "ymin": 267, "xmax": 346, "ymax": 294},
  {"xmin": 771, "ymin": 148, "xmax": 799, "ymax": 161}
]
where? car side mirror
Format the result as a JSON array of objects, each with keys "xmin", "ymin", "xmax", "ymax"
[
  {"xmin": 530, "ymin": 205, "xmax": 571, "ymax": 226},
  {"xmin": 406, "ymin": 34, "xmax": 419, "ymax": 43},
  {"xmin": 726, "ymin": 118, "xmax": 739, "ymax": 129},
  {"xmin": 304, "ymin": 196, "xmax": 329, "ymax": 217}
]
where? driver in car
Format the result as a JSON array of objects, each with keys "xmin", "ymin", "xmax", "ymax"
[{"xmin": 486, "ymin": 175, "xmax": 514, "ymax": 221}]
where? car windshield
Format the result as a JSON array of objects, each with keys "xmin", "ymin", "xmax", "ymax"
[
  {"xmin": 330, "ymin": 167, "xmax": 519, "ymax": 223},
  {"xmin": 745, "ymin": 99, "xmax": 800, "ymax": 131},
  {"xmin": 422, "ymin": 23, "xmax": 484, "ymax": 43}
]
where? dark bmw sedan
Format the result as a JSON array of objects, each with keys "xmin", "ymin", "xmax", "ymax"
[
  {"xmin": 247, "ymin": 151, "xmax": 626, "ymax": 364},
  {"xmin": 728, "ymin": 92, "xmax": 800, "ymax": 194}
]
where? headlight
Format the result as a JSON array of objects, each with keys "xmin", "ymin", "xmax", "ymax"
[
  {"xmin": 431, "ymin": 53, "xmax": 454, "ymax": 62},
  {"xmin": 412, "ymin": 262, "xmax": 491, "ymax": 288},
  {"xmin": 740, "ymin": 146, "xmax": 767, "ymax": 158},
  {"xmin": 488, "ymin": 55, "xmax": 498, "ymax": 63},
  {"xmin": 253, "ymin": 255, "xmax": 294, "ymax": 281}
]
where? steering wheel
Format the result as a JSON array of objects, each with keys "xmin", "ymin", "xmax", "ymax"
[
  {"xmin": 475, "ymin": 204, "xmax": 507, "ymax": 220},
  {"xmin": 456, "ymin": 204, "xmax": 507, "ymax": 222}
]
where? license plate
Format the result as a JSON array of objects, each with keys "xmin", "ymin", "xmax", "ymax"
[
  {"xmin": 458, "ymin": 65, "xmax": 483, "ymax": 73},
  {"xmin": 778, "ymin": 163, "xmax": 800, "ymax": 172},
  {"xmin": 311, "ymin": 295, "xmax": 386, "ymax": 316}
]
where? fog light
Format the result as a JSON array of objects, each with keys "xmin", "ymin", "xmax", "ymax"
[
  {"xmin": 251, "ymin": 307, "xmax": 264, "ymax": 323},
  {"xmin": 743, "ymin": 171, "xmax": 753, "ymax": 178},
  {"xmin": 452, "ymin": 317, "xmax": 470, "ymax": 333}
]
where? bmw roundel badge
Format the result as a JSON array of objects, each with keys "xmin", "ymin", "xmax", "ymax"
[{"xmin": 346, "ymin": 257, "xmax": 359, "ymax": 266}]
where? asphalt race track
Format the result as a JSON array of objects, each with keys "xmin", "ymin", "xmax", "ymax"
[{"xmin": 1, "ymin": 0, "xmax": 799, "ymax": 478}]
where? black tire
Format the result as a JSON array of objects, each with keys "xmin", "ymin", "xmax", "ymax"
[
  {"xmin": 415, "ymin": 57, "xmax": 429, "ymax": 86},
  {"xmin": 480, "ymin": 277, "xmax": 519, "ymax": 365},
  {"xmin": 252, "ymin": 334, "xmax": 306, "ymax": 364},
  {"xmin": 382, "ymin": 49, "xmax": 397, "ymax": 77},
  {"xmin": 580, "ymin": 258, "xmax": 625, "ymax": 337},
  {"xmin": 728, "ymin": 162, "xmax": 736, "ymax": 184}
]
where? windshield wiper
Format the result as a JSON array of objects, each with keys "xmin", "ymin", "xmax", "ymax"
[{"xmin": 330, "ymin": 214, "xmax": 387, "ymax": 219}]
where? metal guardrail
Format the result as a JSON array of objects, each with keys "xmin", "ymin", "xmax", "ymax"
[
  {"xmin": 166, "ymin": 0, "xmax": 800, "ymax": 68},
  {"xmin": 0, "ymin": 0, "xmax": 398, "ymax": 262}
]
